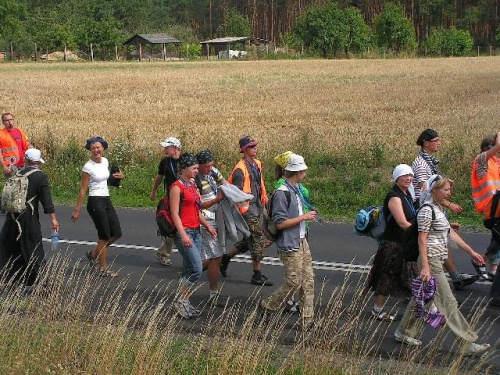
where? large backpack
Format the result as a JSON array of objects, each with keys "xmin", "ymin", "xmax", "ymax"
[
  {"xmin": 155, "ymin": 193, "xmax": 182, "ymax": 238},
  {"xmin": 401, "ymin": 204, "xmax": 436, "ymax": 262},
  {"xmin": 1, "ymin": 168, "xmax": 41, "ymax": 214},
  {"xmin": 261, "ymin": 189, "xmax": 291, "ymax": 242},
  {"xmin": 354, "ymin": 205, "xmax": 392, "ymax": 240}
]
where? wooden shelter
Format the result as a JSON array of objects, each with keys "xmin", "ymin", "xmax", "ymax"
[
  {"xmin": 123, "ymin": 34, "xmax": 181, "ymax": 61},
  {"xmin": 200, "ymin": 36, "xmax": 269, "ymax": 58}
]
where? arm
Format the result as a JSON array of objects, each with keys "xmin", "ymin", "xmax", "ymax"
[
  {"xmin": 201, "ymin": 191, "xmax": 224, "ymax": 209},
  {"xmin": 485, "ymin": 131, "xmax": 500, "ymax": 160},
  {"xmin": 170, "ymin": 185, "xmax": 192, "ymax": 247},
  {"xmin": 199, "ymin": 212, "xmax": 217, "ymax": 237},
  {"xmin": 449, "ymin": 228, "xmax": 484, "ymax": 265},
  {"xmin": 150, "ymin": 174, "xmax": 163, "ymax": 201},
  {"xmin": 71, "ymin": 172, "xmax": 90, "ymax": 222},
  {"xmin": 276, "ymin": 211, "xmax": 317, "ymax": 230},
  {"xmin": 442, "ymin": 199, "xmax": 463, "ymax": 214},
  {"xmin": 418, "ymin": 231, "xmax": 431, "ymax": 282},
  {"xmin": 0, "ymin": 154, "xmax": 9, "ymax": 175},
  {"xmin": 272, "ymin": 190, "xmax": 317, "ymax": 230},
  {"xmin": 49, "ymin": 213, "xmax": 59, "ymax": 232},
  {"xmin": 388, "ymin": 197, "xmax": 412, "ymax": 230}
]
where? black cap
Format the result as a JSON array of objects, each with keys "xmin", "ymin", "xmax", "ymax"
[
  {"xmin": 239, "ymin": 136, "xmax": 258, "ymax": 152},
  {"xmin": 416, "ymin": 129, "xmax": 439, "ymax": 146}
]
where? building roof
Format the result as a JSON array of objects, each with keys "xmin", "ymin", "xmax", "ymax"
[
  {"xmin": 123, "ymin": 34, "xmax": 181, "ymax": 45},
  {"xmin": 200, "ymin": 36, "xmax": 268, "ymax": 45}
]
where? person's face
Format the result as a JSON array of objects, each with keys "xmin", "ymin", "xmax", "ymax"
[
  {"xmin": 243, "ymin": 144, "xmax": 257, "ymax": 158},
  {"xmin": 396, "ymin": 174, "xmax": 413, "ymax": 191},
  {"xmin": 90, "ymin": 142, "xmax": 104, "ymax": 159},
  {"xmin": 296, "ymin": 170, "xmax": 307, "ymax": 183},
  {"xmin": 433, "ymin": 182, "xmax": 451, "ymax": 202},
  {"xmin": 2, "ymin": 114, "xmax": 14, "ymax": 130},
  {"xmin": 184, "ymin": 164, "xmax": 198, "ymax": 179},
  {"xmin": 198, "ymin": 161, "xmax": 213, "ymax": 176},
  {"xmin": 424, "ymin": 137, "xmax": 441, "ymax": 153}
]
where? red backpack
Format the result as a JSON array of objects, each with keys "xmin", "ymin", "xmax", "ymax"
[{"xmin": 156, "ymin": 194, "xmax": 182, "ymax": 237}]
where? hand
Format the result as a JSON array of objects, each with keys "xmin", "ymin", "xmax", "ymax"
[
  {"xmin": 150, "ymin": 192, "xmax": 157, "ymax": 202},
  {"xmin": 52, "ymin": 219, "xmax": 60, "ymax": 232},
  {"xmin": 470, "ymin": 251, "xmax": 485, "ymax": 266},
  {"xmin": 303, "ymin": 211, "xmax": 317, "ymax": 221},
  {"xmin": 112, "ymin": 172, "xmax": 124, "ymax": 180},
  {"xmin": 181, "ymin": 232, "xmax": 193, "ymax": 247},
  {"xmin": 216, "ymin": 190, "xmax": 225, "ymax": 203},
  {"xmin": 2, "ymin": 165, "xmax": 10, "ymax": 175},
  {"xmin": 448, "ymin": 203, "xmax": 463, "ymax": 214},
  {"xmin": 71, "ymin": 210, "xmax": 80, "ymax": 223},
  {"xmin": 450, "ymin": 222, "xmax": 461, "ymax": 231},
  {"xmin": 207, "ymin": 225, "xmax": 217, "ymax": 238},
  {"xmin": 420, "ymin": 264, "xmax": 431, "ymax": 283}
]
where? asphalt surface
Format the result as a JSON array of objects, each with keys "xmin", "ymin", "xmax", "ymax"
[{"xmin": 4, "ymin": 205, "xmax": 500, "ymax": 371}]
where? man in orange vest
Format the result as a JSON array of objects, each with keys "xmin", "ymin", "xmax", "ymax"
[
  {"xmin": 220, "ymin": 136, "xmax": 273, "ymax": 286},
  {"xmin": 0, "ymin": 113, "xmax": 30, "ymax": 176},
  {"xmin": 471, "ymin": 132, "xmax": 500, "ymax": 285}
]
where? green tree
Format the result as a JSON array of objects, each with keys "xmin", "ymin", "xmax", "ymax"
[
  {"xmin": 293, "ymin": 3, "xmax": 349, "ymax": 57},
  {"xmin": 343, "ymin": 7, "xmax": 372, "ymax": 56},
  {"xmin": 423, "ymin": 27, "xmax": 473, "ymax": 56},
  {"xmin": 217, "ymin": 9, "xmax": 251, "ymax": 37},
  {"xmin": 375, "ymin": 3, "xmax": 417, "ymax": 53},
  {"xmin": 0, "ymin": 0, "xmax": 27, "ymax": 48}
]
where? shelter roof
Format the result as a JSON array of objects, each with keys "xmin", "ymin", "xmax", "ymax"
[
  {"xmin": 124, "ymin": 34, "xmax": 181, "ymax": 45},
  {"xmin": 200, "ymin": 36, "xmax": 268, "ymax": 45}
]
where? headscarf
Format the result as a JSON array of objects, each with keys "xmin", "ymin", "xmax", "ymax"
[
  {"xmin": 411, "ymin": 276, "xmax": 446, "ymax": 330},
  {"xmin": 178, "ymin": 153, "xmax": 198, "ymax": 170},
  {"xmin": 392, "ymin": 164, "xmax": 415, "ymax": 200},
  {"xmin": 85, "ymin": 136, "xmax": 108, "ymax": 150},
  {"xmin": 196, "ymin": 150, "xmax": 213, "ymax": 165},
  {"xmin": 419, "ymin": 174, "xmax": 441, "ymax": 206},
  {"xmin": 274, "ymin": 151, "xmax": 294, "ymax": 169}
]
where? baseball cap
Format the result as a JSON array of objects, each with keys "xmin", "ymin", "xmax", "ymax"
[
  {"xmin": 160, "ymin": 137, "xmax": 181, "ymax": 149},
  {"xmin": 239, "ymin": 136, "xmax": 258, "ymax": 152},
  {"xmin": 25, "ymin": 148, "xmax": 45, "ymax": 164}
]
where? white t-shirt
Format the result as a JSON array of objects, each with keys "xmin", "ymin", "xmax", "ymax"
[
  {"xmin": 295, "ymin": 192, "xmax": 306, "ymax": 239},
  {"xmin": 83, "ymin": 157, "xmax": 110, "ymax": 197}
]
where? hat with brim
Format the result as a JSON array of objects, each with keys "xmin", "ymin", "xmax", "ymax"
[
  {"xmin": 25, "ymin": 148, "xmax": 45, "ymax": 164},
  {"xmin": 285, "ymin": 154, "xmax": 308, "ymax": 172},
  {"xmin": 239, "ymin": 136, "xmax": 258, "ymax": 153},
  {"xmin": 160, "ymin": 137, "xmax": 181, "ymax": 149}
]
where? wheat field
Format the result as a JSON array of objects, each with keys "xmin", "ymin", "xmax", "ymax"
[{"xmin": 1, "ymin": 58, "xmax": 499, "ymax": 163}]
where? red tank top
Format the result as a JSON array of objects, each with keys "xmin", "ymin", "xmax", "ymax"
[{"xmin": 171, "ymin": 179, "xmax": 201, "ymax": 229}]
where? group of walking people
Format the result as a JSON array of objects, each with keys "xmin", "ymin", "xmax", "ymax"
[{"xmin": 0, "ymin": 112, "xmax": 499, "ymax": 352}]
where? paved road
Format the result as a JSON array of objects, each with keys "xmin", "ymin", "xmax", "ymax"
[{"xmin": 4, "ymin": 205, "xmax": 500, "ymax": 370}]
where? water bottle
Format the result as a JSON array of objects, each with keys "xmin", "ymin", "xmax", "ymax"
[{"xmin": 51, "ymin": 229, "xmax": 59, "ymax": 251}]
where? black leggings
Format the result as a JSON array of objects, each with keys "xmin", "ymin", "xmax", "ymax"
[{"xmin": 87, "ymin": 196, "xmax": 122, "ymax": 241}]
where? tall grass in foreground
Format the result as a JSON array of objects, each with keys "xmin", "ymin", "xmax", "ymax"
[{"xmin": 0, "ymin": 251, "xmax": 494, "ymax": 374}]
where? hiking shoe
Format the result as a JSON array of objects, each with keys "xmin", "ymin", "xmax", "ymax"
[
  {"xmin": 174, "ymin": 300, "xmax": 192, "ymax": 319},
  {"xmin": 251, "ymin": 274, "xmax": 274, "ymax": 286},
  {"xmin": 186, "ymin": 301, "xmax": 201, "ymax": 317},
  {"xmin": 286, "ymin": 299, "xmax": 299, "ymax": 313},
  {"xmin": 220, "ymin": 254, "xmax": 231, "ymax": 277},
  {"xmin": 394, "ymin": 330, "xmax": 422, "ymax": 346},
  {"xmin": 453, "ymin": 274, "xmax": 479, "ymax": 291},
  {"xmin": 154, "ymin": 252, "xmax": 171, "ymax": 266},
  {"xmin": 465, "ymin": 342, "xmax": 491, "ymax": 356},
  {"xmin": 471, "ymin": 260, "xmax": 493, "ymax": 282},
  {"xmin": 371, "ymin": 308, "xmax": 395, "ymax": 322}
]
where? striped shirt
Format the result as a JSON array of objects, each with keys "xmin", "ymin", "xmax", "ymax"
[
  {"xmin": 417, "ymin": 203, "xmax": 449, "ymax": 260},
  {"xmin": 412, "ymin": 154, "xmax": 433, "ymax": 200},
  {"xmin": 196, "ymin": 167, "xmax": 225, "ymax": 221}
]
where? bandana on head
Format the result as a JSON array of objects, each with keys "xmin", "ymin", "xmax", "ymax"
[
  {"xmin": 85, "ymin": 137, "xmax": 108, "ymax": 150},
  {"xmin": 419, "ymin": 174, "xmax": 442, "ymax": 206},
  {"xmin": 178, "ymin": 153, "xmax": 198, "ymax": 170},
  {"xmin": 196, "ymin": 150, "xmax": 213, "ymax": 165}
]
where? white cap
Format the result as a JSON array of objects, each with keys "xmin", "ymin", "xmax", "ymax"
[
  {"xmin": 160, "ymin": 137, "xmax": 181, "ymax": 149},
  {"xmin": 392, "ymin": 164, "xmax": 414, "ymax": 181},
  {"xmin": 285, "ymin": 154, "xmax": 308, "ymax": 172},
  {"xmin": 25, "ymin": 148, "xmax": 45, "ymax": 164}
]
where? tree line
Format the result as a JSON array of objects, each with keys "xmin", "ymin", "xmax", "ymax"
[{"xmin": 0, "ymin": 0, "xmax": 498, "ymax": 58}]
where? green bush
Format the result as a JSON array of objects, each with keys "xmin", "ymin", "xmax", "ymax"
[
  {"xmin": 423, "ymin": 28, "xmax": 474, "ymax": 56},
  {"xmin": 179, "ymin": 43, "xmax": 201, "ymax": 58},
  {"xmin": 374, "ymin": 3, "xmax": 417, "ymax": 54}
]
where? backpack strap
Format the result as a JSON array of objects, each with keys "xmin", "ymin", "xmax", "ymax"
[{"xmin": 489, "ymin": 192, "xmax": 500, "ymax": 220}]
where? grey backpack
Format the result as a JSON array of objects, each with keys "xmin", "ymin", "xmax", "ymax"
[{"xmin": 1, "ymin": 168, "xmax": 40, "ymax": 213}]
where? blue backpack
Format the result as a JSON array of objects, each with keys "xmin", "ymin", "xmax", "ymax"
[{"xmin": 354, "ymin": 205, "xmax": 391, "ymax": 240}]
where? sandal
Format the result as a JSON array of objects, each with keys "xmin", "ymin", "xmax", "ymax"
[
  {"xmin": 371, "ymin": 308, "xmax": 395, "ymax": 322},
  {"xmin": 98, "ymin": 269, "xmax": 119, "ymax": 278},
  {"xmin": 86, "ymin": 251, "xmax": 97, "ymax": 265}
]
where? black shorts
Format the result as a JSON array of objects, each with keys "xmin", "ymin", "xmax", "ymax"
[{"xmin": 87, "ymin": 196, "xmax": 122, "ymax": 241}]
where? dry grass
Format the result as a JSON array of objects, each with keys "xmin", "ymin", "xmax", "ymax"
[
  {"xmin": 0, "ymin": 252, "xmax": 495, "ymax": 374},
  {"xmin": 0, "ymin": 58, "xmax": 499, "ymax": 164}
]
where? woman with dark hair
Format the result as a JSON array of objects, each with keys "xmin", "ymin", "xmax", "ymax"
[
  {"xmin": 170, "ymin": 153, "xmax": 217, "ymax": 319},
  {"xmin": 395, "ymin": 175, "xmax": 490, "ymax": 356},
  {"xmin": 71, "ymin": 137, "xmax": 124, "ymax": 278},
  {"xmin": 366, "ymin": 164, "xmax": 416, "ymax": 321}
]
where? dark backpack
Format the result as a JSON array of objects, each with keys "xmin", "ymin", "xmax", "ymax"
[
  {"xmin": 261, "ymin": 189, "xmax": 291, "ymax": 242},
  {"xmin": 156, "ymin": 193, "xmax": 182, "ymax": 237},
  {"xmin": 401, "ymin": 204, "xmax": 436, "ymax": 262}
]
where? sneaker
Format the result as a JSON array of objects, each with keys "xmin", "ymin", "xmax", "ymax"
[
  {"xmin": 186, "ymin": 301, "xmax": 201, "ymax": 317},
  {"xmin": 453, "ymin": 274, "xmax": 479, "ymax": 291},
  {"xmin": 220, "ymin": 254, "xmax": 231, "ymax": 277},
  {"xmin": 471, "ymin": 260, "xmax": 493, "ymax": 282},
  {"xmin": 465, "ymin": 342, "xmax": 491, "ymax": 356},
  {"xmin": 371, "ymin": 308, "xmax": 395, "ymax": 322},
  {"xmin": 208, "ymin": 292, "xmax": 225, "ymax": 308},
  {"xmin": 174, "ymin": 300, "xmax": 192, "ymax": 319},
  {"xmin": 394, "ymin": 330, "xmax": 422, "ymax": 346},
  {"xmin": 154, "ymin": 252, "xmax": 171, "ymax": 266},
  {"xmin": 250, "ymin": 274, "xmax": 274, "ymax": 286},
  {"xmin": 286, "ymin": 300, "xmax": 299, "ymax": 313}
]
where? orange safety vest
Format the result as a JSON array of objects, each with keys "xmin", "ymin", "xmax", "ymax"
[
  {"xmin": 228, "ymin": 158, "xmax": 268, "ymax": 214},
  {"xmin": 471, "ymin": 154, "xmax": 500, "ymax": 214},
  {"xmin": 0, "ymin": 128, "xmax": 21, "ymax": 167}
]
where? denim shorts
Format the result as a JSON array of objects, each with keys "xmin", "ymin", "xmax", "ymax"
[
  {"xmin": 87, "ymin": 196, "xmax": 122, "ymax": 241},
  {"xmin": 174, "ymin": 228, "xmax": 202, "ymax": 288}
]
